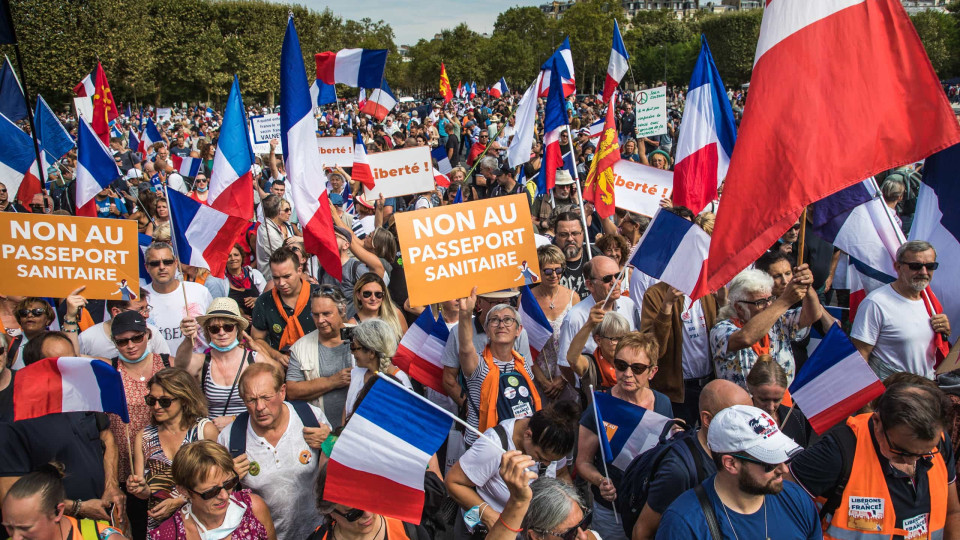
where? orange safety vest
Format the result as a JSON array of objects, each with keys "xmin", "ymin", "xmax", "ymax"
[
  {"xmin": 321, "ymin": 516, "xmax": 411, "ymax": 540},
  {"xmin": 64, "ymin": 515, "xmax": 110, "ymax": 540},
  {"xmin": 823, "ymin": 413, "xmax": 947, "ymax": 540},
  {"xmin": 478, "ymin": 345, "xmax": 542, "ymax": 433}
]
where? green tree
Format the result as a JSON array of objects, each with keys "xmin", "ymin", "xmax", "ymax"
[
  {"xmin": 911, "ymin": 9, "xmax": 960, "ymax": 79},
  {"xmin": 558, "ymin": 0, "xmax": 624, "ymax": 94},
  {"xmin": 699, "ymin": 9, "xmax": 763, "ymax": 86}
]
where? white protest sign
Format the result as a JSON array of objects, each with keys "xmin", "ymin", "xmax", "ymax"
[
  {"xmin": 363, "ymin": 146, "xmax": 435, "ymax": 199},
  {"xmin": 73, "ymin": 97, "xmax": 93, "ymax": 121},
  {"xmin": 249, "ymin": 113, "xmax": 283, "ymax": 154},
  {"xmin": 316, "ymin": 136, "xmax": 355, "ymax": 168},
  {"xmin": 612, "ymin": 160, "xmax": 673, "ymax": 217},
  {"xmin": 156, "ymin": 107, "xmax": 172, "ymax": 122},
  {"xmin": 635, "ymin": 87, "xmax": 667, "ymax": 138}
]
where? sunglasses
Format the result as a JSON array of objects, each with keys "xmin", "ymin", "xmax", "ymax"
[
  {"xmin": 902, "ymin": 262, "xmax": 939, "ymax": 272},
  {"xmin": 144, "ymin": 395, "xmax": 177, "ymax": 408},
  {"xmin": 207, "ymin": 323, "xmax": 236, "ymax": 335},
  {"xmin": 530, "ymin": 507, "xmax": 592, "ymax": 540},
  {"xmin": 190, "ymin": 476, "xmax": 240, "ymax": 500},
  {"xmin": 114, "ymin": 333, "xmax": 147, "ymax": 347},
  {"xmin": 613, "ymin": 359, "xmax": 651, "ymax": 375},
  {"xmin": 733, "ymin": 454, "xmax": 784, "ymax": 473},
  {"xmin": 333, "ymin": 507, "xmax": 366, "ymax": 522},
  {"xmin": 738, "ymin": 296, "xmax": 776, "ymax": 308},
  {"xmin": 361, "ymin": 290, "xmax": 384, "ymax": 299},
  {"xmin": 594, "ymin": 273, "xmax": 618, "ymax": 284},
  {"xmin": 881, "ymin": 426, "xmax": 940, "ymax": 459},
  {"xmin": 0, "ymin": 188, "xmax": 7, "ymax": 193},
  {"xmin": 789, "ymin": 224, "xmax": 801, "ymax": 231},
  {"xmin": 542, "ymin": 267, "xmax": 564, "ymax": 276},
  {"xmin": 147, "ymin": 258, "xmax": 176, "ymax": 268},
  {"xmin": 349, "ymin": 344, "xmax": 369, "ymax": 353},
  {"xmin": 18, "ymin": 308, "xmax": 48, "ymax": 318}
]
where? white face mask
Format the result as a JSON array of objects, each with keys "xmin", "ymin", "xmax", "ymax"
[{"xmin": 187, "ymin": 498, "xmax": 246, "ymax": 540}]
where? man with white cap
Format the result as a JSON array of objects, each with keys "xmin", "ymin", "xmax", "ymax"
[{"xmin": 655, "ymin": 404, "xmax": 820, "ymax": 539}]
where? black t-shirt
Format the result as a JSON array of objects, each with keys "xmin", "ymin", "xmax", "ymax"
[
  {"xmin": 559, "ymin": 247, "xmax": 601, "ymax": 300},
  {"xmin": 778, "ymin": 403, "xmax": 815, "ymax": 449},
  {"xmin": 251, "ymin": 284, "xmax": 320, "ymax": 352},
  {"xmin": 445, "ymin": 133, "xmax": 461, "ymax": 167},
  {"xmin": 0, "ymin": 369, "xmax": 13, "ymax": 423},
  {"xmin": 646, "ymin": 431, "xmax": 717, "ymax": 514},
  {"xmin": 790, "ymin": 418, "xmax": 956, "ymax": 534},
  {"xmin": 0, "ymin": 410, "xmax": 108, "ymax": 500}
]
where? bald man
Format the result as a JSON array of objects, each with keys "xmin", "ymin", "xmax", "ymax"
[{"xmin": 632, "ymin": 380, "xmax": 752, "ymax": 540}]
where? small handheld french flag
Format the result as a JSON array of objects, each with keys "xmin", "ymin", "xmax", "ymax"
[
  {"xmin": 628, "ymin": 209, "xmax": 710, "ymax": 299},
  {"xmin": 165, "ymin": 188, "xmax": 249, "ymax": 278},
  {"xmin": 431, "ymin": 145, "xmax": 452, "ymax": 174},
  {"xmin": 171, "ymin": 155, "xmax": 202, "ymax": 177},
  {"xmin": 594, "ymin": 391, "xmax": 670, "ymax": 470},
  {"xmin": 393, "ymin": 307, "xmax": 449, "ymax": 393},
  {"xmin": 519, "ymin": 285, "xmax": 553, "ymax": 361},
  {"xmin": 14, "ymin": 357, "xmax": 129, "ymax": 422}
]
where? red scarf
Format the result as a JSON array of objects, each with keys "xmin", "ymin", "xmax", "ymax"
[
  {"xmin": 227, "ymin": 267, "xmax": 253, "ymax": 291},
  {"xmin": 923, "ymin": 288, "xmax": 951, "ymax": 369},
  {"xmin": 731, "ymin": 319, "xmax": 770, "ymax": 356}
]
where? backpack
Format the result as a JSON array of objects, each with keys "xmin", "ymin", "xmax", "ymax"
[
  {"xmin": 615, "ymin": 420, "xmax": 708, "ymax": 537},
  {"xmin": 817, "ymin": 422, "xmax": 857, "ymax": 520},
  {"xmin": 227, "ymin": 400, "xmax": 320, "ymax": 457}
]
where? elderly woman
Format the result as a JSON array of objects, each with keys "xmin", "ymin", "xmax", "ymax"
[
  {"xmin": 150, "ymin": 440, "xmax": 276, "ymax": 540},
  {"xmin": 710, "ymin": 267, "xmax": 822, "ymax": 389},
  {"xmin": 567, "ymin": 311, "xmax": 631, "ymax": 395},
  {"xmin": 348, "ymin": 273, "xmax": 407, "ymax": 338},
  {"xmin": 576, "ymin": 332, "xmax": 671, "ymax": 540},
  {"xmin": 745, "ymin": 355, "xmax": 814, "ymax": 447},
  {"xmin": 5, "ymin": 297, "xmax": 55, "ymax": 369},
  {"xmin": 127, "ymin": 368, "xmax": 218, "ymax": 531},
  {"xmin": 530, "ymin": 245, "xmax": 579, "ymax": 405},
  {"xmin": 177, "ymin": 298, "xmax": 275, "ymax": 429},
  {"xmin": 343, "ymin": 319, "xmax": 411, "ymax": 420}
]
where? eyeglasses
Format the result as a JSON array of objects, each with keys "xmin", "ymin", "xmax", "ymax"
[
  {"xmin": 333, "ymin": 507, "xmax": 366, "ymax": 522},
  {"xmin": 190, "ymin": 476, "xmax": 240, "ymax": 500},
  {"xmin": 594, "ymin": 273, "xmax": 618, "ymax": 284},
  {"xmin": 147, "ymin": 258, "xmax": 176, "ymax": 267},
  {"xmin": 881, "ymin": 426, "xmax": 940, "ymax": 459},
  {"xmin": 241, "ymin": 393, "xmax": 277, "ymax": 406},
  {"xmin": 18, "ymin": 308, "xmax": 48, "ymax": 318},
  {"xmin": 126, "ymin": 305, "xmax": 153, "ymax": 316},
  {"xmin": 529, "ymin": 507, "xmax": 592, "ymax": 540},
  {"xmin": 732, "ymin": 454, "xmax": 784, "ymax": 473},
  {"xmin": 114, "ymin": 333, "xmax": 147, "ymax": 347},
  {"xmin": 361, "ymin": 290, "xmax": 384, "ymax": 299},
  {"xmin": 144, "ymin": 395, "xmax": 177, "ymax": 408},
  {"xmin": 597, "ymin": 334, "xmax": 624, "ymax": 343},
  {"xmin": 738, "ymin": 296, "xmax": 776, "ymax": 308},
  {"xmin": 542, "ymin": 267, "xmax": 564, "ymax": 276},
  {"xmin": 206, "ymin": 323, "xmax": 236, "ymax": 335},
  {"xmin": 487, "ymin": 316, "xmax": 518, "ymax": 328},
  {"xmin": 902, "ymin": 262, "xmax": 939, "ymax": 272},
  {"xmin": 789, "ymin": 224, "xmax": 801, "ymax": 231},
  {"xmin": 613, "ymin": 359, "xmax": 651, "ymax": 375}
]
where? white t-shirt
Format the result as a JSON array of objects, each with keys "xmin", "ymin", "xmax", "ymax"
[
  {"xmin": 557, "ymin": 295, "xmax": 638, "ymax": 367},
  {"xmin": 851, "ymin": 284, "xmax": 937, "ymax": 379},
  {"xmin": 218, "ymin": 402, "xmax": 329, "ymax": 540},
  {"xmin": 142, "ymin": 281, "xmax": 213, "ymax": 353},
  {"xmin": 79, "ymin": 321, "xmax": 171, "ymax": 359},
  {"xmin": 679, "ymin": 298, "xmax": 711, "ymax": 379},
  {"xmin": 344, "ymin": 366, "xmax": 412, "ymax": 418},
  {"xmin": 458, "ymin": 418, "xmax": 567, "ymax": 512}
]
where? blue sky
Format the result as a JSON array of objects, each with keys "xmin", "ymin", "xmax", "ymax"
[{"xmin": 287, "ymin": 1, "xmax": 546, "ymax": 46}]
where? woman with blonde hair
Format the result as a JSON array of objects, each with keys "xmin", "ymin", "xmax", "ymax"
[
  {"xmin": 531, "ymin": 245, "xmax": 579, "ymax": 404},
  {"xmin": 745, "ymin": 354, "xmax": 814, "ymax": 447},
  {"xmin": 349, "ymin": 272, "xmax": 407, "ymax": 338},
  {"xmin": 343, "ymin": 319, "xmax": 413, "ymax": 421}
]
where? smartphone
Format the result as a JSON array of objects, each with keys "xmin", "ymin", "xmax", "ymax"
[{"xmin": 340, "ymin": 326, "xmax": 354, "ymax": 342}]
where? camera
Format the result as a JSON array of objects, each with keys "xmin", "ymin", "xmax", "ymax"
[{"xmin": 340, "ymin": 326, "xmax": 355, "ymax": 342}]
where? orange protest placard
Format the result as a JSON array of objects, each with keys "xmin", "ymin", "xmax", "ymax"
[
  {"xmin": 0, "ymin": 213, "xmax": 140, "ymax": 300},
  {"xmin": 395, "ymin": 194, "xmax": 540, "ymax": 306}
]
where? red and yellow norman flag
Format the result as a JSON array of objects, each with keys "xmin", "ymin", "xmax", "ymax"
[
  {"xmin": 439, "ymin": 62, "xmax": 453, "ymax": 104},
  {"xmin": 583, "ymin": 96, "xmax": 619, "ymax": 219},
  {"xmin": 91, "ymin": 62, "xmax": 118, "ymax": 145}
]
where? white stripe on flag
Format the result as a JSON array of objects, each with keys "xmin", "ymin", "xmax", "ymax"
[
  {"xmin": 185, "ymin": 206, "xmax": 230, "ymax": 269},
  {"xmin": 660, "ymin": 227, "xmax": 710, "ymax": 294},
  {"xmin": 420, "ymin": 335, "xmax": 446, "ymax": 366},
  {"xmin": 57, "ymin": 357, "xmax": 103, "ymax": 413},
  {"xmin": 755, "ymin": 0, "xmax": 865, "ymax": 65},
  {"xmin": 75, "ymin": 162, "xmax": 103, "ymax": 209},
  {"xmin": 611, "ymin": 411, "xmax": 669, "ymax": 471},
  {"xmin": 332, "ymin": 414, "xmax": 430, "ymax": 490},
  {"xmin": 791, "ymin": 351, "xmax": 874, "ymax": 418},
  {"xmin": 675, "ymin": 83, "xmax": 718, "ymax": 164},
  {"xmin": 335, "ymin": 49, "xmax": 363, "ymax": 86}
]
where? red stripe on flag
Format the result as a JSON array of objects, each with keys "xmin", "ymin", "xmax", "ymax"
[
  {"xmin": 302, "ymin": 193, "xmax": 342, "ymax": 281},
  {"xmin": 16, "ymin": 170, "xmax": 42, "ymax": 210},
  {"xmin": 808, "ymin": 380, "xmax": 885, "ymax": 435},
  {"xmin": 203, "ymin": 215, "xmax": 249, "ymax": 278},
  {"xmin": 673, "ymin": 142, "xmax": 719, "ymax": 214},
  {"xmin": 325, "ymin": 459, "xmax": 425, "ymax": 524},
  {"xmin": 314, "ymin": 52, "xmax": 337, "ymax": 85},
  {"xmin": 209, "ymin": 171, "xmax": 254, "ymax": 222},
  {"xmin": 77, "ymin": 199, "xmax": 98, "ymax": 218},
  {"xmin": 14, "ymin": 358, "xmax": 64, "ymax": 421}
]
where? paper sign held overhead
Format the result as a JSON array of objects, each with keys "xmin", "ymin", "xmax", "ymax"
[
  {"xmin": 363, "ymin": 146, "xmax": 436, "ymax": 200},
  {"xmin": 0, "ymin": 213, "xmax": 139, "ymax": 300},
  {"xmin": 635, "ymin": 87, "xmax": 668, "ymax": 138},
  {"xmin": 249, "ymin": 113, "xmax": 283, "ymax": 154},
  {"xmin": 316, "ymin": 136, "xmax": 355, "ymax": 168},
  {"xmin": 395, "ymin": 194, "xmax": 540, "ymax": 306},
  {"xmin": 612, "ymin": 160, "xmax": 673, "ymax": 217}
]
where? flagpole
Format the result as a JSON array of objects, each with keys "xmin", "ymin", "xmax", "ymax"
[
  {"xmin": 796, "ymin": 207, "xmax": 807, "ymax": 266},
  {"xmin": 461, "ymin": 103, "xmax": 518, "ymax": 181},
  {"xmin": 160, "ymin": 185, "xmax": 196, "ymax": 334},
  {"xmin": 588, "ymin": 384, "xmax": 619, "ymax": 524},
  {"xmin": 565, "ymin": 125, "xmax": 592, "ymax": 260},
  {"xmin": 4, "ymin": 22, "xmax": 45, "ymax": 197}
]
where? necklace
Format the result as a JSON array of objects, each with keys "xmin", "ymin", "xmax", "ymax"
[
  {"xmin": 540, "ymin": 286, "xmax": 562, "ymax": 310},
  {"xmin": 718, "ymin": 490, "xmax": 769, "ymax": 540},
  {"xmin": 566, "ymin": 256, "xmax": 583, "ymax": 272}
]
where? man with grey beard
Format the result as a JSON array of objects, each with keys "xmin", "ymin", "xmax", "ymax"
[
  {"xmin": 553, "ymin": 211, "xmax": 597, "ymax": 300},
  {"xmin": 851, "ymin": 240, "xmax": 950, "ymax": 379}
]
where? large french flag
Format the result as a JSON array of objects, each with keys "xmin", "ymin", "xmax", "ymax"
[
  {"xmin": 672, "ymin": 36, "xmax": 736, "ymax": 214},
  {"xmin": 209, "ymin": 75, "xmax": 254, "ymax": 220},
  {"xmin": 602, "ymin": 20, "xmax": 629, "ymax": 103},
  {"xmin": 352, "ymin": 132, "xmax": 375, "ymax": 190},
  {"xmin": 315, "ymin": 48, "xmax": 388, "ymax": 89},
  {"xmin": 538, "ymin": 38, "xmax": 576, "ymax": 98},
  {"xmin": 536, "ymin": 64, "xmax": 567, "ymax": 195},
  {"xmin": 327, "ymin": 375, "xmax": 452, "ymax": 523},
  {"xmin": 489, "ymin": 77, "xmax": 509, "ymax": 98},
  {"xmin": 360, "ymin": 81, "xmax": 398, "ymax": 121},
  {"xmin": 166, "ymin": 188, "xmax": 248, "ymax": 278},
  {"xmin": 594, "ymin": 391, "xmax": 670, "ymax": 471},
  {"xmin": 789, "ymin": 324, "xmax": 884, "ymax": 435},
  {"xmin": 393, "ymin": 307, "xmax": 449, "ymax": 393},
  {"xmin": 628, "ymin": 209, "xmax": 710, "ymax": 299},
  {"xmin": 0, "ymin": 112, "xmax": 41, "ymax": 207},
  {"xmin": 170, "ymin": 155, "xmax": 202, "ymax": 177},
  {"xmin": 14, "ymin": 357, "xmax": 129, "ymax": 422},
  {"xmin": 139, "ymin": 118, "xmax": 162, "ymax": 154},
  {"xmin": 706, "ymin": 0, "xmax": 960, "ymax": 293},
  {"xmin": 76, "ymin": 117, "xmax": 120, "ymax": 217},
  {"xmin": 519, "ymin": 286, "xmax": 553, "ymax": 361},
  {"xmin": 282, "ymin": 16, "xmax": 342, "ymax": 281},
  {"xmin": 310, "ymin": 78, "xmax": 338, "ymax": 107},
  {"xmin": 431, "ymin": 145, "xmax": 452, "ymax": 174}
]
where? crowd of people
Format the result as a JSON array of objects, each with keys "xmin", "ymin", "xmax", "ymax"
[{"xmin": 0, "ymin": 80, "xmax": 958, "ymax": 540}]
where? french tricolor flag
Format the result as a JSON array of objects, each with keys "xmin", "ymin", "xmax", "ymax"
[
  {"xmin": 139, "ymin": 118, "xmax": 162, "ymax": 154},
  {"xmin": 536, "ymin": 63, "xmax": 567, "ymax": 195},
  {"xmin": 14, "ymin": 357, "xmax": 129, "ymax": 422},
  {"xmin": 489, "ymin": 77, "xmax": 508, "ymax": 98},
  {"xmin": 433, "ymin": 168, "xmax": 450, "ymax": 189},
  {"xmin": 166, "ymin": 188, "xmax": 249, "ymax": 278},
  {"xmin": 315, "ymin": 48, "xmax": 388, "ymax": 89},
  {"xmin": 282, "ymin": 16, "xmax": 342, "ymax": 280},
  {"xmin": 431, "ymin": 145, "xmax": 452, "ymax": 174},
  {"xmin": 393, "ymin": 307, "xmax": 449, "ymax": 393},
  {"xmin": 73, "ymin": 70, "xmax": 95, "ymax": 97},
  {"xmin": 519, "ymin": 286, "xmax": 553, "ymax": 361},
  {"xmin": 602, "ymin": 20, "xmax": 629, "ymax": 103},
  {"xmin": 469, "ymin": 82, "xmax": 477, "ymax": 99},
  {"xmin": 209, "ymin": 75, "xmax": 255, "ymax": 220},
  {"xmin": 586, "ymin": 117, "xmax": 604, "ymax": 139},
  {"xmin": 76, "ymin": 117, "xmax": 120, "ymax": 217},
  {"xmin": 672, "ymin": 36, "xmax": 736, "ymax": 214},
  {"xmin": 326, "ymin": 375, "xmax": 452, "ymax": 523},
  {"xmin": 539, "ymin": 38, "xmax": 576, "ymax": 98},
  {"xmin": 628, "ymin": 209, "xmax": 710, "ymax": 299},
  {"xmin": 360, "ymin": 81, "xmax": 398, "ymax": 122},
  {"xmin": 128, "ymin": 129, "xmax": 140, "ymax": 156},
  {"xmin": 170, "ymin": 155, "xmax": 202, "ymax": 177},
  {"xmin": 595, "ymin": 391, "xmax": 670, "ymax": 471},
  {"xmin": 352, "ymin": 132, "xmax": 375, "ymax": 190},
  {"xmin": 789, "ymin": 324, "xmax": 885, "ymax": 435},
  {"xmin": 0, "ymin": 112, "xmax": 42, "ymax": 208}
]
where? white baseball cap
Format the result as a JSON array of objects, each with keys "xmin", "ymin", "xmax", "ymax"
[{"xmin": 707, "ymin": 405, "xmax": 801, "ymax": 464}]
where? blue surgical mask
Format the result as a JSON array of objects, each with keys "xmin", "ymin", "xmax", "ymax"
[
  {"xmin": 210, "ymin": 339, "xmax": 239, "ymax": 353},
  {"xmin": 123, "ymin": 347, "xmax": 151, "ymax": 364},
  {"xmin": 196, "ymin": 185, "xmax": 208, "ymax": 193}
]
